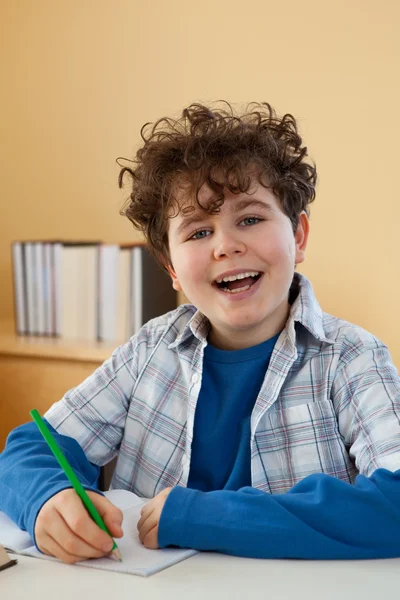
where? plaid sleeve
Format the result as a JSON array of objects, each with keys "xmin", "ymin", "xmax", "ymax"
[
  {"xmin": 44, "ymin": 337, "xmax": 139, "ymax": 466},
  {"xmin": 333, "ymin": 343, "xmax": 400, "ymax": 476}
]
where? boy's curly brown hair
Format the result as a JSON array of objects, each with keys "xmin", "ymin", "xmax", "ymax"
[{"xmin": 118, "ymin": 101, "xmax": 317, "ymax": 269}]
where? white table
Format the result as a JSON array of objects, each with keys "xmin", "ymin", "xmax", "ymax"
[{"xmin": 2, "ymin": 552, "xmax": 399, "ymax": 600}]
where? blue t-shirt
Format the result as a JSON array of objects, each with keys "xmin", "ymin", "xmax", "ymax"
[{"xmin": 188, "ymin": 334, "xmax": 279, "ymax": 492}]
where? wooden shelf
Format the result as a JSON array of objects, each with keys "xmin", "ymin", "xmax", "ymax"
[
  {"xmin": 0, "ymin": 320, "xmax": 121, "ymax": 363},
  {"xmin": 0, "ymin": 320, "xmax": 123, "ymax": 449}
]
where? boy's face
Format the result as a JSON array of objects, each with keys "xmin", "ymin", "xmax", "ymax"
[{"xmin": 167, "ymin": 178, "xmax": 309, "ymax": 350}]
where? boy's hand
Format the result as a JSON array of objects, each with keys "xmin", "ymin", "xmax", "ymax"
[
  {"xmin": 35, "ymin": 488, "xmax": 123, "ymax": 564},
  {"xmin": 137, "ymin": 487, "xmax": 173, "ymax": 549}
]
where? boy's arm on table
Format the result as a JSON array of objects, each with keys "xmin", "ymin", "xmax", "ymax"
[
  {"xmin": 0, "ymin": 337, "xmax": 137, "ymax": 542},
  {"xmin": 0, "ymin": 421, "xmax": 101, "ymax": 542},
  {"xmin": 159, "ymin": 346, "xmax": 400, "ymax": 559},
  {"xmin": 159, "ymin": 468, "xmax": 400, "ymax": 559}
]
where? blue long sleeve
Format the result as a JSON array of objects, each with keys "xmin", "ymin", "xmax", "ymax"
[
  {"xmin": 0, "ymin": 422, "xmax": 100, "ymax": 545},
  {"xmin": 159, "ymin": 469, "xmax": 400, "ymax": 559}
]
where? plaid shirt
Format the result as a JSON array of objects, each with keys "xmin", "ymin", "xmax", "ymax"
[{"xmin": 45, "ymin": 272, "xmax": 400, "ymax": 499}]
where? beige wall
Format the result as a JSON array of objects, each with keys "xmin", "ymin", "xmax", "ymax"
[{"xmin": 0, "ymin": 0, "xmax": 399, "ymax": 367}]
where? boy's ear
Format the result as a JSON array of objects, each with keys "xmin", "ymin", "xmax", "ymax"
[
  {"xmin": 294, "ymin": 211, "xmax": 310, "ymax": 266},
  {"xmin": 166, "ymin": 264, "xmax": 183, "ymax": 292}
]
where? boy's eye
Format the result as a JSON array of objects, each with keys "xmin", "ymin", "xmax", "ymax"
[
  {"xmin": 190, "ymin": 229, "xmax": 211, "ymax": 240},
  {"xmin": 241, "ymin": 216, "xmax": 262, "ymax": 226}
]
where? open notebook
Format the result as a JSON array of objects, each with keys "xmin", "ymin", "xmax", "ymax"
[{"xmin": 0, "ymin": 489, "xmax": 197, "ymax": 576}]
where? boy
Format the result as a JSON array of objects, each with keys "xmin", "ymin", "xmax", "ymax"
[{"xmin": 1, "ymin": 102, "xmax": 400, "ymax": 563}]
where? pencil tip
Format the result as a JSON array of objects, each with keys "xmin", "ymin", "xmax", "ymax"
[{"xmin": 112, "ymin": 548, "xmax": 122, "ymax": 562}]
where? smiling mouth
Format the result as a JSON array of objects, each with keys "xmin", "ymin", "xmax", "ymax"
[{"xmin": 215, "ymin": 272, "xmax": 263, "ymax": 293}]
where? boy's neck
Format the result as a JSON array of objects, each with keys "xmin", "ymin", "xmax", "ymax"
[{"xmin": 207, "ymin": 302, "xmax": 290, "ymax": 351}]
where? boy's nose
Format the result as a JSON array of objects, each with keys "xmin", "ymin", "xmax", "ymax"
[{"xmin": 213, "ymin": 234, "xmax": 246, "ymax": 260}]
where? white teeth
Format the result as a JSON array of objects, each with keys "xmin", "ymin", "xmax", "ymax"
[
  {"xmin": 220, "ymin": 284, "xmax": 252, "ymax": 294},
  {"xmin": 216, "ymin": 271, "xmax": 259, "ymax": 284}
]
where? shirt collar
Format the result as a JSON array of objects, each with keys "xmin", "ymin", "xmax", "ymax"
[
  {"xmin": 168, "ymin": 309, "xmax": 210, "ymax": 348},
  {"xmin": 168, "ymin": 272, "xmax": 336, "ymax": 349},
  {"xmin": 288, "ymin": 272, "xmax": 336, "ymax": 344}
]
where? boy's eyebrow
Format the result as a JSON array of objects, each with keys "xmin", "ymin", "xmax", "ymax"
[
  {"xmin": 234, "ymin": 198, "xmax": 274, "ymax": 213},
  {"xmin": 175, "ymin": 198, "xmax": 274, "ymax": 236}
]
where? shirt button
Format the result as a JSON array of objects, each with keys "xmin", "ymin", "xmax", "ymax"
[{"xmin": 191, "ymin": 373, "xmax": 199, "ymax": 384}]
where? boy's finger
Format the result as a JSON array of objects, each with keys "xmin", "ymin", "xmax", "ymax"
[
  {"xmin": 86, "ymin": 491, "xmax": 124, "ymax": 538},
  {"xmin": 137, "ymin": 506, "xmax": 153, "ymax": 531},
  {"xmin": 56, "ymin": 494, "xmax": 116, "ymax": 552},
  {"xmin": 143, "ymin": 525, "xmax": 159, "ymax": 549},
  {"xmin": 137, "ymin": 501, "xmax": 153, "ymax": 528},
  {"xmin": 39, "ymin": 532, "xmax": 87, "ymax": 565},
  {"xmin": 138, "ymin": 513, "xmax": 158, "ymax": 544},
  {"xmin": 54, "ymin": 507, "xmax": 113, "ymax": 557}
]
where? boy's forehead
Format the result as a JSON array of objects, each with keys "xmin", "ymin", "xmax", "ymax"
[
  {"xmin": 174, "ymin": 183, "xmax": 213, "ymax": 212},
  {"xmin": 167, "ymin": 180, "xmax": 210, "ymax": 223},
  {"xmin": 171, "ymin": 174, "xmax": 270, "ymax": 213}
]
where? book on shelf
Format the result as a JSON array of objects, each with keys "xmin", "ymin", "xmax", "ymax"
[
  {"xmin": 98, "ymin": 244, "xmax": 119, "ymax": 343},
  {"xmin": 0, "ymin": 489, "xmax": 197, "ymax": 577},
  {"xmin": 11, "ymin": 241, "xmax": 177, "ymax": 344},
  {"xmin": 118, "ymin": 245, "xmax": 132, "ymax": 341},
  {"xmin": 59, "ymin": 242, "xmax": 100, "ymax": 341},
  {"xmin": 11, "ymin": 242, "xmax": 26, "ymax": 336}
]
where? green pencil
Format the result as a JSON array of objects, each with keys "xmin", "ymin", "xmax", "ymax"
[{"xmin": 30, "ymin": 409, "xmax": 122, "ymax": 562}]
